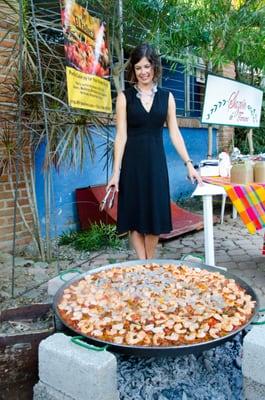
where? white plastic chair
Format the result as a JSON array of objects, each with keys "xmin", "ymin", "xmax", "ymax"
[{"xmin": 220, "ymin": 194, "xmax": 237, "ymax": 224}]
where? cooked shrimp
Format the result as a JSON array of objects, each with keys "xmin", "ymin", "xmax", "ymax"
[
  {"xmin": 113, "ymin": 336, "xmax": 124, "ymax": 344},
  {"xmin": 209, "ymin": 328, "xmax": 220, "ymax": 339},
  {"xmin": 226, "ymin": 294, "xmax": 237, "ymax": 300},
  {"xmin": 233, "ymin": 312, "xmax": 246, "ymax": 322},
  {"xmin": 193, "ymin": 305, "xmax": 205, "ymax": 314},
  {"xmin": 129, "ymin": 323, "xmax": 142, "ymax": 332},
  {"xmin": 105, "ymin": 328, "xmax": 118, "ymax": 335},
  {"xmin": 77, "ymin": 320, "xmax": 94, "ymax": 333},
  {"xmin": 153, "ymin": 332, "xmax": 165, "ymax": 346},
  {"xmin": 165, "ymin": 333, "xmax": 179, "ymax": 341},
  {"xmin": 155, "ymin": 312, "xmax": 167, "ymax": 320},
  {"xmin": 200, "ymin": 323, "xmax": 210, "ymax": 332},
  {"xmin": 125, "ymin": 331, "xmax": 146, "ymax": 345},
  {"xmin": 164, "ymin": 319, "xmax": 175, "ymax": 329},
  {"xmin": 212, "ymin": 313, "xmax": 223, "ymax": 322},
  {"xmin": 196, "ymin": 330, "xmax": 206, "ymax": 339},
  {"xmin": 188, "ymin": 323, "xmax": 199, "ymax": 332},
  {"xmin": 90, "ymin": 329, "xmax": 103, "ymax": 337},
  {"xmin": 71, "ymin": 311, "xmax": 83, "ymax": 321},
  {"xmin": 112, "ymin": 323, "xmax": 124, "ymax": 331},
  {"xmin": 184, "ymin": 333, "xmax": 196, "ymax": 341},
  {"xmin": 143, "ymin": 324, "xmax": 154, "ymax": 331},
  {"xmin": 142, "ymin": 334, "xmax": 152, "ymax": 346},
  {"xmin": 174, "ymin": 323, "xmax": 187, "ymax": 334},
  {"xmin": 150, "ymin": 326, "xmax": 164, "ymax": 334}
]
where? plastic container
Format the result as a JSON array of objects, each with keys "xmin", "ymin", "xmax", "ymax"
[
  {"xmin": 218, "ymin": 152, "xmax": 231, "ymax": 177},
  {"xmin": 254, "ymin": 161, "xmax": 265, "ymax": 183},
  {"xmin": 230, "ymin": 162, "xmax": 253, "ymax": 184}
]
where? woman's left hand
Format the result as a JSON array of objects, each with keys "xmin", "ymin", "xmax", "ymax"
[{"xmin": 187, "ymin": 164, "xmax": 203, "ymax": 185}]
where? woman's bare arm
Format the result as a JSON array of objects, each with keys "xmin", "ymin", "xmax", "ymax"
[
  {"xmin": 106, "ymin": 92, "xmax": 127, "ymax": 191},
  {"xmin": 167, "ymin": 92, "xmax": 202, "ymax": 184}
]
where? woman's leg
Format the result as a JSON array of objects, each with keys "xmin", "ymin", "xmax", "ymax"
[
  {"xmin": 130, "ymin": 231, "xmax": 146, "ymax": 259},
  {"xmin": 144, "ymin": 234, "xmax": 159, "ymax": 259}
]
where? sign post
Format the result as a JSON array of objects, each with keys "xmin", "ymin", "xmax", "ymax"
[
  {"xmin": 202, "ymin": 74, "xmax": 263, "ymax": 128},
  {"xmin": 200, "ymin": 74, "xmax": 263, "ymax": 265}
]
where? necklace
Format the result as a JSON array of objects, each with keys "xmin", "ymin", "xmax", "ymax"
[
  {"xmin": 134, "ymin": 84, "xmax": 157, "ymax": 98},
  {"xmin": 134, "ymin": 84, "xmax": 157, "ymax": 111}
]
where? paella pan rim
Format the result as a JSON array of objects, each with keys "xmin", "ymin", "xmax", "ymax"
[{"xmin": 53, "ymin": 259, "xmax": 260, "ymax": 356}]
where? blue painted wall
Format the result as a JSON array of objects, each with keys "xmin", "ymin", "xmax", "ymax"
[
  {"xmin": 162, "ymin": 63, "xmax": 185, "ymax": 115},
  {"xmin": 35, "ymin": 126, "xmax": 216, "ymax": 236}
]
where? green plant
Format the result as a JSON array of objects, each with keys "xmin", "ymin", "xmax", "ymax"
[
  {"xmin": 58, "ymin": 229, "xmax": 78, "ymax": 246},
  {"xmin": 107, "ymin": 258, "xmax": 118, "ymax": 264},
  {"xmin": 58, "ymin": 222, "xmax": 122, "ymax": 251}
]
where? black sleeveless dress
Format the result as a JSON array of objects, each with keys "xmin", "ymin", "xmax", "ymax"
[{"xmin": 117, "ymin": 86, "xmax": 172, "ymax": 235}]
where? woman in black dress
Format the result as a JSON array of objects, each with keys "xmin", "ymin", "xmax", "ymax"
[{"xmin": 107, "ymin": 44, "xmax": 201, "ymax": 259}]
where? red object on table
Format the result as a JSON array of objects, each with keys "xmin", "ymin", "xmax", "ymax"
[{"xmin": 76, "ymin": 184, "xmax": 203, "ymax": 239}]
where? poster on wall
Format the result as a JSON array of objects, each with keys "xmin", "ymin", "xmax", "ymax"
[
  {"xmin": 60, "ymin": 0, "xmax": 112, "ymax": 113},
  {"xmin": 202, "ymin": 74, "xmax": 263, "ymax": 128}
]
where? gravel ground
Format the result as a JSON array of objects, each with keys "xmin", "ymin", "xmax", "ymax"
[{"xmin": 117, "ymin": 333, "xmax": 244, "ymax": 400}]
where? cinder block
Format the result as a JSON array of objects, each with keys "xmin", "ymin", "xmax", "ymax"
[
  {"xmin": 34, "ymin": 381, "xmax": 74, "ymax": 400},
  {"xmin": 48, "ymin": 273, "xmax": 78, "ymax": 297},
  {"xmin": 38, "ymin": 333, "xmax": 119, "ymax": 400},
  {"xmin": 242, "ymin": 326, "xmax": 265, "ymax": 385},
  {"xmin": 244, "ymin": 377, "xmax": 265, "ymax": 400}
]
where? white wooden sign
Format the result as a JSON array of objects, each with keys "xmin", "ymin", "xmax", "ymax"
[{"xmin": 202, "ymin": 74, "xmax": 263, "ymax": 127}]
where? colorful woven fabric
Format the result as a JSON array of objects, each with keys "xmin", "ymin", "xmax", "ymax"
[{"xmin": 203, "ymin": 177, "xmax": 265, "ymax": 234}]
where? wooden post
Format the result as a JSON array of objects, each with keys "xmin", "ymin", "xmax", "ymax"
[
  {"xmin": 207, "ymin": 125, "xmax": 213, "ymax": 159},
  {"xmin": 247, "ymin": 128, "xmax": 254, "ymax": 155}
]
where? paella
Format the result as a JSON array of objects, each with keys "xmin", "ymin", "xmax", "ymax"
[{"xmin": 57, "ymin": 263, "xmax": 255, "ymax": 347}]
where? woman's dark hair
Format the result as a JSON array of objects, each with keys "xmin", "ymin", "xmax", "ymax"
[{"xmin": 127, "ymin": 43, "xmax": 162, "ymax": 84}]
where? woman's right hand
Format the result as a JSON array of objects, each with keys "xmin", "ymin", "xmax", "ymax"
[{"xmin": 106, "ymin": 173, "xmax": 119, "ymax": 193}]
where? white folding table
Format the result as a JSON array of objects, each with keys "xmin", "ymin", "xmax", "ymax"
[{"xmin": 192, "ymin": 183, "xmax": 226, "ymax": 266}]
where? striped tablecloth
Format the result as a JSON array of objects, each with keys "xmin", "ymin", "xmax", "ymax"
[{"xmin": 203, "ymin": 177, "xmax": 265, "ymax": 254}]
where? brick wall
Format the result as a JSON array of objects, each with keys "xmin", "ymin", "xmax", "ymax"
[{"xmin": 0, "ymin": 7, "xmax": 33, "ymax": 252}]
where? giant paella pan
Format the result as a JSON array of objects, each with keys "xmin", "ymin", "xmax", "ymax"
[{"xmin": 54, "ymin": 260, "xmax": 259, "ymax": 356}]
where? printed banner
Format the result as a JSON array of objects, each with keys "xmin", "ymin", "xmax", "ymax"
[
  {"xmin": 202, "ymin": 74, "xmax": 263, "ymax": 127},
  {"xmin": 66, "ymin": 66, "xmax": 112, "ymax": 112},
  {"xmin": 60, "ymin": 0, "xmax": 112, "ymax": 113}
]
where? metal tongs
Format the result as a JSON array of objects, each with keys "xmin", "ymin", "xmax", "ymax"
[{"xmin": 99, "ymin": 186, "xmax": 116, "ymax": 211}]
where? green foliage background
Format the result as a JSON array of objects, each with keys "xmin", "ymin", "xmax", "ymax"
[{"xmin": 235, "ymin": 98, "xmax": 265, "ymax": 154}]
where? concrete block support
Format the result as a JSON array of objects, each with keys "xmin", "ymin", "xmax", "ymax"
[
  {"xmin": 37, "ymin": 333, "xmax": 119, "ymax": 400},
  {"xmin": 242, "ymin": 326, "xmax": 265, "ymax": 385},
  {"xmin": 244, "ymin": 377, "xmax": 265, "ymax": 400},
  {"xmin": 34, "ymin": 381, "xmax": 74, "ymax": 400},
  {"xmin": 242, "ymin": 325, "xmax": 265, "ymax": 400}
]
